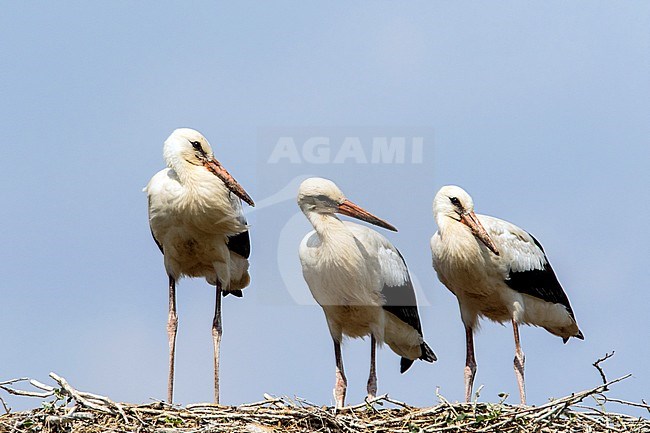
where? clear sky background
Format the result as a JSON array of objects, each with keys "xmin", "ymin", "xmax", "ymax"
[{"xmin": 1, "ymin": 1, "xmax": 648, "ymax": 417}]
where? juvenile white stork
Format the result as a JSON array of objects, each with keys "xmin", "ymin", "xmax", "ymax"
[
  {"xmin": 430, "ymin": 185, "xmax": 583, "ymax": 404},
  {"xmin": 298, "ymin": 178, "xmax": 436, "ymax": 408},
  {"xmin": 145, "ymin": 128, "xmax": 254, "ymax": 404}
]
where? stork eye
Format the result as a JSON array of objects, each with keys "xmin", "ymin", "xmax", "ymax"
[
  {"xmin": 449, "ymin": 197, "xmax": 461, "ymax": 207},
  {"xmin": 190, "ymin": 140, "xmax": 203, "ymax": 151}
]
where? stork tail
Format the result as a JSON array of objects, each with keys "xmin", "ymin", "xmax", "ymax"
[{"xmin": 400, "ymin": 342, "xmax": 437, "ymax": 373}]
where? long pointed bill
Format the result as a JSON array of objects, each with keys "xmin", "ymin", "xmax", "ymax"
[
  {"xmin": 337, "ymin": 199, "xmax": 397, "ymax": 232},
  {"xmin": 203, "ymin": 158, "xmax": 255, "ymax": 207},
  {"xmin": 460, "ymin": 211, "xmax": 499, "ymax": 255}
]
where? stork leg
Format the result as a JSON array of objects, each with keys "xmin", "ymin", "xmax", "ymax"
[
  {"xmin": 512, "ymin": 319, "xmax": 526, "ymax": 405},
  {"xmin": 464, "ymin": 325, "xmax": 477, "ymax": 403},
  {"xmin": 212, "ymin": 281, "xmax": 223, "ymax": 404},
  {"xmin": 333, "ymin": 339, "xmax": 347, "ymax": 409},
  {"xmin": 367, "ymin": 334, "xmax": 377, "ymax": 400},
  {"xmin": 167, "ymin": 276, "xmax": 178, "ymax": 403}
]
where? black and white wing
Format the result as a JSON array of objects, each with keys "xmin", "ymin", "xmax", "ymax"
[
  {"xmin": 377, "ymin": 247, "xmax": 423, "ymax": 334},
  {"xmin": 224, "ymin": 195, "xmax": 251, "ymax": 297},
  {"xmin": 347, "ymin": 223, "xmax": 437, "ymax": 371},
  {"xmin": 377, "ymin": 243, "xmax": 437, "ymax": 371},
  {"xmin": 480, "ymin": 215, "xmax": 574, "ymax": 313},
  {"xmin": 226, "ymin": 195, "xmax": 251, "ymax": 259},
  {"xmin": 480, "ymin": 214, "xmax": 583, "ymax": 340}
]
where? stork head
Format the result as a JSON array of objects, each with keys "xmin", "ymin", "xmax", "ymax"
[
  {"xmin": 433, "ymin": 185, "xmax": 499, "ymax": 255},
  {"xmin": 298, "ymin": 177, "xmax": 397, "ymax": 232},
  {"xmin": 163, "ymin": 128, "xmax": 254, "ymax": 206}
]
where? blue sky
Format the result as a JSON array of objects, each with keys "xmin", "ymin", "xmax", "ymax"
[{"xmin": 1, "ymin": 1, "xmax": 648, "ymax": 416}]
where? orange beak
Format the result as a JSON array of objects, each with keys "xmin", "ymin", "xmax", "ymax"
[
  {"xmin": 203, "ymin": 158, "xmax": 255, "ymax": 207},
  {"xmin": 460, "ymin": 211, "xmax": 499, "ymax": 255},
  {"xmin": 337, "ymin": 199, "xmax": 397, "ymax": 232}
]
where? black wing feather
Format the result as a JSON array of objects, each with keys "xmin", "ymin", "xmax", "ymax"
[
  {"xmin": 504, "ymin": 234, "xmax": 576, "ymax": 319},
  {"xmin": 382, "ymin": 289, "xmax": 423, "ymax": 334},
  {"xmin": 381, "ymin": 250, "xmax": 423, "ymax": 334},
  {"xmin": 227, "ymin": 230, "xmax": 251, "ymax": 258},
  {"xmin": 400, "ymin": 342, "xmax": 437, "ymax": 373},
  {"xmin": 380, "ymin": 249, "xmax": 437, "ymax": 371}
]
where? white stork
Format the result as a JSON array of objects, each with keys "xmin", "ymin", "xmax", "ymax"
[
  {"xmin": 430, "ymin": 185, "xmax": 583, "ymax": 404},
  {"xmin": 298, "ymin": 177, "xmax": 436, "ymax": 408},
  {"xmin": 144, "ymin": 128, "xmax": 254, "ymax": 404}
]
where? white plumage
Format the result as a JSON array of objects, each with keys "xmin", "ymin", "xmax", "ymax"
[
  {"xmin": 298, "ymin": 177, "xmax": 435, "ymax": 408},
  {"xmin": 430, "ymin": 185, "xmax": 582, "ymax": 404},
  {"xmin": 146, "ymin": 166, "xmax": 249, "ymax": 290},
  {"xmin": 145, "ymin": 128, "xmax": 254, "ymax": 404}
]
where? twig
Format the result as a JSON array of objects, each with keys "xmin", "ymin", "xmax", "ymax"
[
  {"xmin": 342, "ymin": 394, "xmax": 389, "ymax": 411},
  {"xmin": 0, "ymin": 378, "xmax": 30, "ymax": 387},
  {"xmin": 147, "ymin": 397, "xmax": 177, "ymax": 409},
  {"xmin": 383, "ymin": 396, "xmax": 413, "ymax": 409},
  {"xmin": 29, "ymin": 379, "xmax": 55, "ymax": 392},
  {"xmin": 48, "ymin": 372, "xmax": 128, "ymax": 423},
  {"xmin": 293, "ymin": 396, "xmax": 320, "ymax": 409},
  {"xmin": 593, "ymin": 351, "xmax": 615, "ymax": 388},
  {"xmin": 599, "ymin": 396, "xmax": 650, "ymax": 412},
  {"xmin": 435, "ymin": 386, "xmax": 459, "ymax": 417},
  {"xmin": 0, "ymin": 395, "xmax": 10, "ymax": 414},
  {"xmin": 0, "ymin": 377, "xmax": 55, "ymax": 398},
  {"xmin": 473, "ymin": 384, "xmax": 484, "ymax": 403},
  {"xmin": 0, "ymin": 386, "xmax": 54, "ymax": 398},
  {"xmin": 513, "ymin": 374, "xmax": 631, "ymax": 417},
  {"xmin": 236, "ymin": 398, "xmax": 282, "ymax": 409}
]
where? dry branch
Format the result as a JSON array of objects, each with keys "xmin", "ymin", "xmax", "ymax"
[{"xmin": 593, "ymin": 351, "xmax": 615, "ymax": 388}]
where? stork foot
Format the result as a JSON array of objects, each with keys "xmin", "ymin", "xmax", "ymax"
[
  {"xmin": 464, "ymin": 362, "xmax": 477, "ymax": 403},
  {"xmin": 366, "ymin": 378, "xmax": 377, "ymax": 400},
  {"xmin": 167, "ymin": 276, "xmax": 178, "ymax": 404},
  {"xmin": 334, "ymin": 369, "xmax": 347, "ymax": 409},
  {"xmin": 512, "ymin": 319, "xmax": 526, "ymax": 405},
  {"xmin": 514, "ymin": 350, "xmax": 526, "ymax": 405},
  {"xmin": 464, "ymin": 325, "xmax": 477, "ymax": 403},
  {"xmin": 367, "ymin": 334, "xmax": 377, "ymax": 400},
  {"xmin": 333, "ymin": 339, "xmax": 347, "ymax": 409},
  {"xmin": 212, "ymin": 283, "xmax": 223, "ymax": 404}
]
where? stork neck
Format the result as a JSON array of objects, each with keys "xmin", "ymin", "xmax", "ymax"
[
  {"xmin": 162, "ymin": 142, "xmax": 199, "ymax": 184},
  {"xmin": 435, "ymin": 213, "xmax": 453, "ymax": 234},
  {"xmin": 437, "ymin": 215, "xmax": 485, "ymax": 263},
  {"xmin": 437, "ymin": 214, "xmax": 475, "ymax": 241},
  {"xmin": 305, "ymin": 211, "xmax": 351, "ymax": 243},
  {"xmin": 168, "ymin": 159, "xmax": 207, "ymax": 189}
]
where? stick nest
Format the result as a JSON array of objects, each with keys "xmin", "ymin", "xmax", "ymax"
[{"xmin": 0, "ymin": 372, "xmax": 648, "ymax": 433}]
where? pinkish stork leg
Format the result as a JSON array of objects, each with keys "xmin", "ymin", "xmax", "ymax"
[
  {"xmin": 367, "ymin": 334, "xmax": 377, "ymax": 399},
  {"xmin": 464, "ymin": 325, "xmax": 477, "ymax": 403},
  {"xmin": 512, "ymin": 319, "xmax": 526, "ymax": 405},
  {"xmin": 167, "ymin": 276, "xmax": 178, "ymax": 403},
  {"xmin": 333, "ymin": 339, "xmax": 347, "ymax": 409},
  {"xmin": 212, "ymin": 281, "xmax": 223, "ymax": 404}
]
